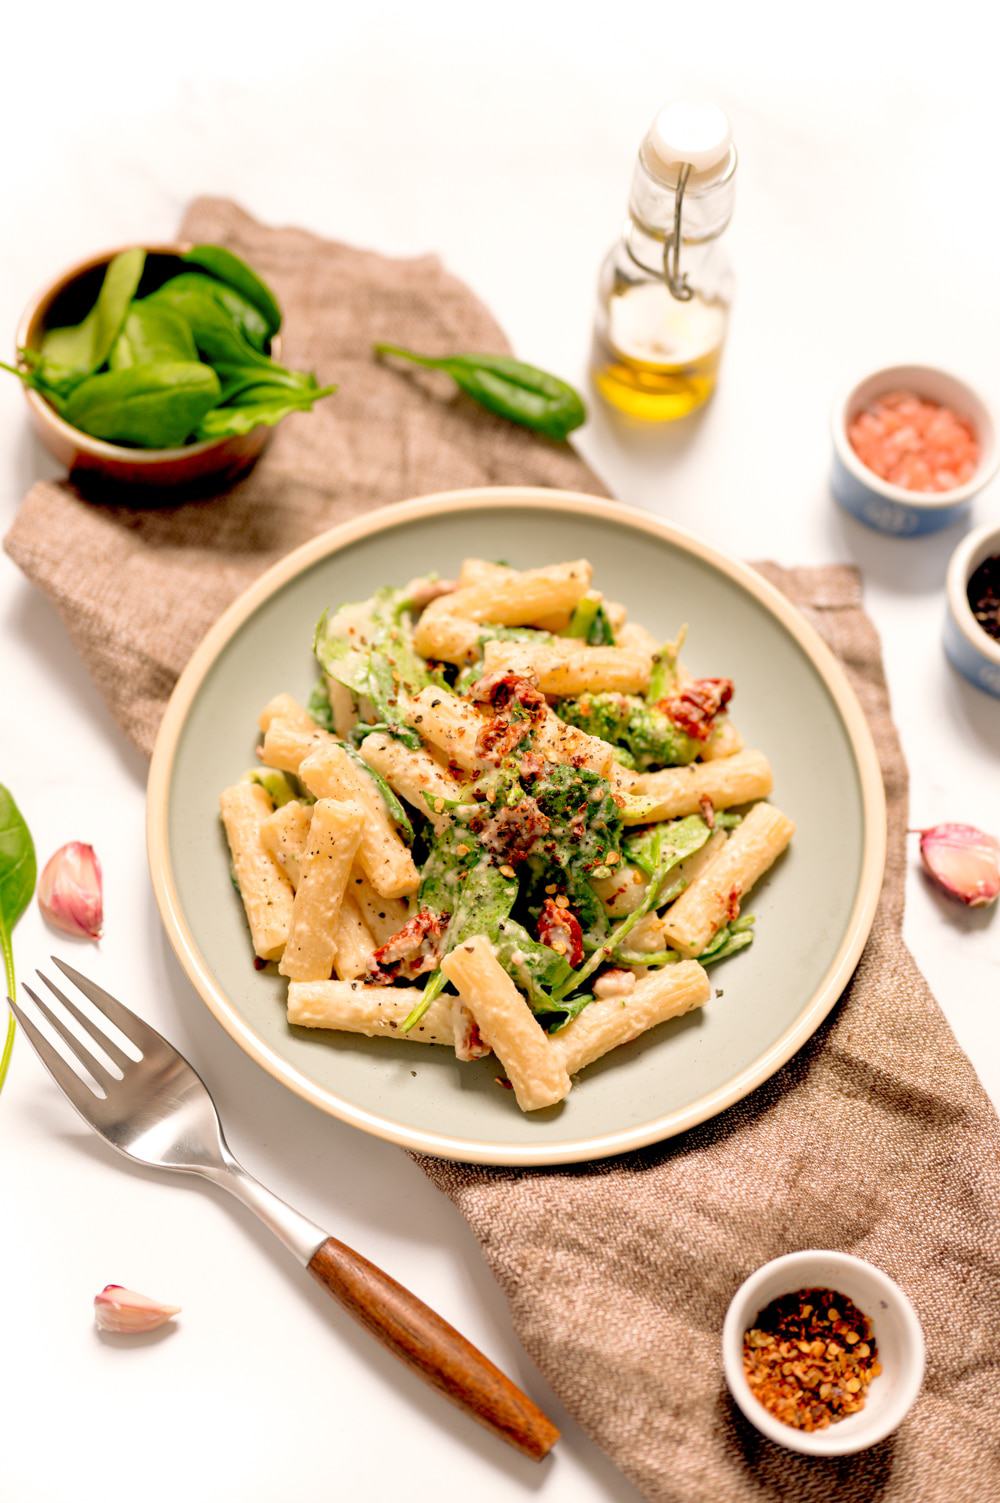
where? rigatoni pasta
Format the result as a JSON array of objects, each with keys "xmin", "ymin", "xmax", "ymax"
[
  {"xmin": 298, "ymin": 743, "xmax": 419, "ymax": 899},
  {"xmin": 661, "ymin": 802, "xmax": 795, "ymax": 958},
  {"xmin": 628, "ymin": 748, "xmax": 773, "ymax": 824},
  {"xmin": 220, "ymin": 782, "xmax": 295, "ymax": 960},
  {"xmin": 482, "ymin": 638, "xmax": 652, "ymax": 696},
  {"xmin": 222, "ymin": 554, "xmax": 795, "ymax": 1114},
  {"xmin": 260, "ymin": 800, "xmax": 313, "ymax": 888},
  {"xmin": 441, "ymin": 936, "xmax": 572, "ymax": 1112},
  {"xmin": 552, "ymin": 961, "xmax": 712, "ymax": 1074},
  {"xmin": 279, "ymin": 799, "xmax": 365, "ymax": 981}
]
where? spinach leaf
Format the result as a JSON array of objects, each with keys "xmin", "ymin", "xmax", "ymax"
[
  {"xmin": 36, "ymin": 248, "xmax": 146, "ymax": 393},
  {"xmin": 196, "ymin": 381, "xmax": 335, "ymax": 438},
  {"xmin": 557, "ymin": 692, "xmax": 699, "ymax": 770},
  {"xmin": 144, "ymin": 283, "xmax": 312, "ymax": 400},
  {"xmin": 108, "ymin": 301, "xmax": 197, "ymax": 369},
  {"xmin": 307, "ymin": 681, "xmax": 335, "ymax": 732},
  {"xmin": 183, "ymin": 243, "xmax": 282, "ymax": 338},
  {"xmin": 418, "ymin": 820, "xmax": 481, "ymax": 912},
  {"xmin": 555, "ymin": 815, "xmax": 711, "ymax": 999},
  {"xmin": 618, "ymin": 915, "xmax": 755, "ymax": 969},
  {"xmin": 342, "ymin": 744, "xmax": 414, "ymax": 843},
  {"xmin": 63, "ymin": 362, "xmax": 221, "ymax": 448},
  {"xmin": 144, "ymin": 283, "xmax": 273, "ymax": 370},
  {"xmin": 242, "ymin": 768, "xmax": 301, "ymax": 807},
  {"xmin": 161, "ymin": 271, "xmax": 272, "ymax": 351},
  {"xmin": 700, "ymin": 914, "xmax": 756, "ymax": 964},
  {"xmin": 525, "ymin": 763, "xmax": 622, "ymax": 949},
  {"xmin": 0, "ymin": 786, "xmax": 37, "ymax": 1093},
  {"xmin": 314, "ymin": 589, "xmax": 428, "ymax": 748},
  {"xmin": 374, "ymin": 344, "xmax": 586, "ymax": 440},
  {"xmin": 403, "ymin": 827, "xmax": 517, "ymax": 1032},
  {"xmin": 494, "ymin": 918, "xmax": 573, "ymax": 1008}
]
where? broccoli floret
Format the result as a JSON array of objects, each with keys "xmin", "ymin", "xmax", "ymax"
[{"xmin": 556, "ymin": 692, "xmax": 699, "ymax": 770}]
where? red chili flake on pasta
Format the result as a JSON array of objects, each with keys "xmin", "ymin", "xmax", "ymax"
[
  {"xmin": 847, "ymin": 390, "xmax": 979, "ymax": 493},
  {"xmin": 537, "ymin": 897, "xmax": 584, "ymax": 966},
  {"xmin": 662, "ymin": 677, "xmax": 734, "ymax": 740}
]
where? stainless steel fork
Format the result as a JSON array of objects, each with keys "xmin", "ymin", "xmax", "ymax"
[{"xmin": 9, "ymin": 958, "xmax": 558, "ymax": 1461}]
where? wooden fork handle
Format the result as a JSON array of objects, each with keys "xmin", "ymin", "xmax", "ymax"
[{"xmin": 308, "ymin": 1235, "xmax": 559, "ymax": 1460}]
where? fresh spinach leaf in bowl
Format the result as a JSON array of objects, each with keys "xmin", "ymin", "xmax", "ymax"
[{"xmin": 4, "ymin": 245, "xmax": 335, "ymax": 449}]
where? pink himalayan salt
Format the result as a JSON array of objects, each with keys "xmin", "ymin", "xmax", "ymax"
[{"xmin": 848, "ymin": 390, "xmax": 979, "ymax": 493}]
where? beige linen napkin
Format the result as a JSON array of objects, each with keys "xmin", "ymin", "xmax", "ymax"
[{"xmin": 7, "ymin": 201, "xmax": 1000, "ymax": 1500}]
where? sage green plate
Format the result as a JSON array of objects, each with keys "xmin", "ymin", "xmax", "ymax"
[{"xmin": 148, "ymin": 490, "xmax": 886, "ymax": 1165}]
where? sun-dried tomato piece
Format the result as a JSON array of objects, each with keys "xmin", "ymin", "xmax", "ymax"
[
  {"xmin": 367, "ymin": 909, "xmax": 449, "ymax": 982},
  {"xmin": 661, "ymin": 677, "xmax": 734, "ymax": 741},
  {"xmin": 470, "ymin": 670, "xmax": 547, "ymax": 714},
  {"xmin": 536, "ymin": 897, "xmax": 584, "ymax": 967},
  {"xmin": 471, "ymin": 671, "xmax": 549, "ymax": 762}
]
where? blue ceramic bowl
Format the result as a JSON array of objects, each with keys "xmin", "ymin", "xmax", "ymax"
[
  {"xmin": 944, "ymin": 520, "xmax": 1000, "ymax": 698},
  {"xmin": 832, "ymin": 365, "xmax": 998, "ymax": 536}
]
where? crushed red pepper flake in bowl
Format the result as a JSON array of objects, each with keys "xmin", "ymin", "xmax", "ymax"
[
  {"xmin": 743, "ymin": 1286, "xmax": 881, "ymax": 1431},
  {"xmin": 848, "ymin": 390, "xmax": 979, "ymax": 493}
]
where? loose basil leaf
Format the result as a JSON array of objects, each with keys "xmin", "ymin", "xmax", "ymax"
[
  {"xmin": 37, "ymin": 248, "xmax": 146, "ymax": 393},
  {"xmin": 0, "ymin": 785, "xmax": 37, "ymax": 1094},
  {"xmin": 161, "ymin": 271, "xmax": 272, "ymax": 351},
  {"xmin": 108, "ymin": 301, "xmax": 197, "ymax": 370},
  {"xmin": 182, "ymin": 244, "xmax": 282, "ymax": 337},
  {"xmin": 63, "ymin": 362, "xmax": 221, "ymax": 448},
  {"xmin": 374, "ymin": 343, "xmax": 586, "ymax": 441}
]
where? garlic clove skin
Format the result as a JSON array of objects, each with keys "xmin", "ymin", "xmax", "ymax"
[
  {"xmin": 919, "ymin": 823, "xmax": 1000, "ymax": 908},
  {"xmin": 94, "ymin": 1285, "xmax": 180, "ymax": 1333},
  {"xmin": 37, "ymin": 842, "xmax": 103, "ymax": 939}
]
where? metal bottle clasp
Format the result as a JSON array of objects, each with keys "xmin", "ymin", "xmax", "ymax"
[{"xmin": 663, "ymin": 162, "xmax": 694, "ymax": 302}]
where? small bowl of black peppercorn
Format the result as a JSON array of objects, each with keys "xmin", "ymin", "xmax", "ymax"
[{"xmin": 944, "ymin": 520, "xmax": 1000, "ymax": 698}]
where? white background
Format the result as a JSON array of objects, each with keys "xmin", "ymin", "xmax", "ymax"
[{"xmin": 2, "ymin": 5, "xmax": 998, "ymax": 1500}]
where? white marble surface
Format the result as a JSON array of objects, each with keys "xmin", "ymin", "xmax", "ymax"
[{"xmin": 2, "ymin": 6, "xmax": 998, "ymax": 1500}]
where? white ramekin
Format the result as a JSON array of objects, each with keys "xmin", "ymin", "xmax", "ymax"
[
  {"xmin": 831, "ymin": 365, "xmax": 998, "ymax": 536},
  {"xmin": 722, "ymin": 1250, "xmax": 925, "ymax": 1456},
  {"xmin": 944, "ymin": 519, "xmax": 1000, "ymax": 698}
]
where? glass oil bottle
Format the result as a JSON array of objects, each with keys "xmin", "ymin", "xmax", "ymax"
[{"xmin": 592, "ymin": 102, "xmax": 736, "ymax": 422}]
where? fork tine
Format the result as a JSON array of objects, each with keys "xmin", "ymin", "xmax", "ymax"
[
  {"xmin": 36, "ymin": 970, "xmax": 133, "ymax": 1073},
  {"xmin": 22, "ymin": 982, "xmax": 116, "ymax": 1089},
  {"xmin": 6, "ymin": 994, "xmax": 107, "ymax": 1119},
  {"xmin": 51, "ymin": 957, "xmax": 167, "ymax": 1056}
]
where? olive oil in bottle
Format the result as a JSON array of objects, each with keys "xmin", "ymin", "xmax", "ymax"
[{"xmin": 593, "ymin": 102, "xmax": 736, "ymax": 422}]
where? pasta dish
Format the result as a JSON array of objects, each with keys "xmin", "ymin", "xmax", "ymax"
[{"xmin": 219, "ymin": 557, "xmax": 794, "ymax": 1113}]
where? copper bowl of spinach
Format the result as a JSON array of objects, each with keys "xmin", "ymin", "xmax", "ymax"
[{"xmin": 10, "ymin": 244, "xmax": 335, "ymax": 495}]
